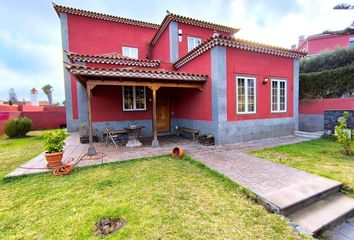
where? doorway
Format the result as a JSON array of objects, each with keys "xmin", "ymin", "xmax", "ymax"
[{"xmin": 156, "ymin": 99, "xmax": 170, "ymax": 132}]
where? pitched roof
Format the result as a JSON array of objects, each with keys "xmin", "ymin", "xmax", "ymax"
[
  {"xmin": 174, "ymin": 35, "xmax": 307, "ymax": 68},
  {"xmin": 66, "ymin": 52, "xmax": 160, "ymax": 68},
  {"xmin": 53, "ymin": 3, "xmax": 160, "ymax": 29},
  {"xmin": 65, "ymin": 64, "xmax": 208, "ymax": 82},
  {"xmin": 151, "ymin": 12, "xmax": 240, "ymax": 46}
]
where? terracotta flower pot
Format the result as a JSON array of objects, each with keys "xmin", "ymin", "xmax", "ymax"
[
  {"xmin": 171, "ymin": 147, "xmax": 184, "ymax": 158},
  {"xmin": 44, "ymin": 151, "xmax": 64, "ymax": 168}
]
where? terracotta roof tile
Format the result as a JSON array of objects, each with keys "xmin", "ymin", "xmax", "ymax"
[
  {"xmin": 151, "ymin": 12, "xmax": 240, "ymax": 46},
  {"xmin": 174, "ymin": 35, "xmax": 307, "ymax": 68},
  {"xmin": 65, "ymin": 64, "xmax": 208, "ymax": 82},
  {"xmin": 53, "ymin": 3, "xmax": 160, "ymax": 29},
  {"xmin": 66, "ymin": 52, "xmax": 160, "ymax": 68}
]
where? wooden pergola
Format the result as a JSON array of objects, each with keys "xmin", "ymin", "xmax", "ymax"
[{"xmin": 66, "ymin": 64, "xmax": 208, "ymax": 155}]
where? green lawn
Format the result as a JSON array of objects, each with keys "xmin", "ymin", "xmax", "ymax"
[
  {"xmin": 0, "ymin": 131, "xmax": 46, "ymax": 179},
  {"xmin": 250, "ymin": 139, "xmax": 354, "ymax": 197},
  {"xmin": 0, "ymin": 131, "xmax": 304, "ymax": 239}
]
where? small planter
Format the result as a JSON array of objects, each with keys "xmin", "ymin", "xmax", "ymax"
[
  {"xmin": 171, "ymin": 147, "xmax": 184, "ymax": 158},
  {"xmin": 198, "ymin": 135, "xmax": 215, "ymax": 146},
  {"xmin": 44, "ymin": 151, "xmax": 63, "ymax": 168},
  {"xmin": 80, "ymin": 135, "xmax": 98, "ymax": 144}
]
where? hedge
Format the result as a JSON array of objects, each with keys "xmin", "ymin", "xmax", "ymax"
[
  {"xmin": 300, "ymin": 47, "xmax": 354, "ymax": 73},
  {"xmin": 4, "ymin": 117, "xmax": 32, "ymax": 138},
  {"xmin": 299, "ymin": 63, "xmax": 354, "ymax": 99}
]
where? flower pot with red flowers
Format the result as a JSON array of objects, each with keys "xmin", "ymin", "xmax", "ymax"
[{"xmin": 43, "ymin": 129, "xmax": 67, "ymax": 168}]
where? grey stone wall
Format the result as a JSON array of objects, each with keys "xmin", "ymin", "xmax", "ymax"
[
  {"xmin": 219, "ymin": 117, "xmax": 295, "ymax": 145},
  {"xmin": 299, "ymin": 114, "xmax": 324, "ymax": 132},
  {"xmin": 324, "ymin": 110, "xmax": 354, "ymax": 134}
]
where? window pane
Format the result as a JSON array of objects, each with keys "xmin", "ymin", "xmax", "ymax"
[
  {"xmin": 279, "ymin": 81, "xmax": 286, "ymax": 111},
  {"xmin": 272, "ymin": 81, "xmax": 278, "ymax": 111},
  {"xmin": 131, "ymin": 48, "xmax": 138, "ymax": 59},
  {"xmin": 247, "ymin": 79, "xmax": 255, "ymax": 112},
  {"xmin": 123, "ymin": 86, "xmax": 134, "ymax": 110},
  {"xmin": 135, "ymin": 86, "xmax": 145, "ymax": 109},
  {"xmin": 122, "ymin": 47, "xmax": 138, "ymax": 59},
  {"xmin": 188, "ymin": 37, "xmax": 201, "ymax": 52},
  {"xmin": 237, "ymin": 78, "xmax": 245, "ymax": 112}
]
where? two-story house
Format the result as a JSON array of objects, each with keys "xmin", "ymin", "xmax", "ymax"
[{"xmin": 54, "ymin": 3, "xmax": 305, "ymax": 150}]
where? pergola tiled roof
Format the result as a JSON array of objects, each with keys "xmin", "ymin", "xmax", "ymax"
[
  {"xmin": 66, "ymin": 52, "xmax": 160, "ymax": 68},
  {"xmin": 65, "ymin": 64, "xmax": 208, "ymax": 82},
  {"xmin": 53, "ymin": 3, "xmax": 160, "ymax": 29},
  {"xmin": 151, "ymin": 12, "xmax": 240, "ymax": 46},
  {"xmin": 174, "ymin": 35, "xmax": 307, "ymax": 68}
]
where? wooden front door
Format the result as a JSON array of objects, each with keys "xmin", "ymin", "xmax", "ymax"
[{"xmin": 156, "ymin": 100, "xmax": 170, "ymax": 132}]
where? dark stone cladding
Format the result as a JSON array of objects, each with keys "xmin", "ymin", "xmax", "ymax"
[{"xmin": 324, "ymin": 110, "xmax": 354, "ymax": 134}]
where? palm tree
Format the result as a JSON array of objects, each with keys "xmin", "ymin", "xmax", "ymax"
[{"xmin": 42, "ymin": 84, "xmax": 53, "ymax": 105}]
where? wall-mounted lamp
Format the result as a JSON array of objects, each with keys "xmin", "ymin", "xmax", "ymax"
[{"xmin": 263, "ymin": 77, "xmax": 269, "ymax": 85}]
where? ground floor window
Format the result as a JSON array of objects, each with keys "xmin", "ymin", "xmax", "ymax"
[
  {"xmin": 271, "ymin": 79, "xmax": 287, "ymax": 112},
  {"xmin": 122, "ymin": 86, "xmax": 146, "ymax": 111},
  {"xmin": 236, "ymin": 76, "xmax": 256, "ymax": 114}
]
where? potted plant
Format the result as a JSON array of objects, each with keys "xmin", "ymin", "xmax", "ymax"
[{"xmin": 43, "ymin": 129, "xmax": 67, "ymax": 168}]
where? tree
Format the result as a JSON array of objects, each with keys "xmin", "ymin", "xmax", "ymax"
[
  {"xmin": 42, "ymin": 84, "xmax": 53, "ymax": 105},
  {"xmin": 8, "ymin": 88, "xmax": 18, "ymax": 105}
]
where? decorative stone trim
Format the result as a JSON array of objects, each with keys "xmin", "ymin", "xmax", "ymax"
[
  {"xmin": 65, "ymin": 64, "xmax": 208, "ymax": 82},
  {"xmin": 151, "ymin": 13, "xmax": 239, "ymax": 46},
  {"xmin": 66, "ymin": 52, "xmax": 160, "ymax": 68},
  {"xmin": 53, "ymin": 3, "xmax": 160, "ymax": 29},
  {"xmin": 174, "ymin": 35, "xmax": 307, "ymax": 68}
]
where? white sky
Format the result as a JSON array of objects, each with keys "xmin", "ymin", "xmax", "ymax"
[{"xmin": 0, "ymin": 0, "xmax": 353, "ymax": 103}]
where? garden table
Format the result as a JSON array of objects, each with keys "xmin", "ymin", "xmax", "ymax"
[{"xmin": 123, "ymin": 125, "xmax": 145, "ymax": 147}]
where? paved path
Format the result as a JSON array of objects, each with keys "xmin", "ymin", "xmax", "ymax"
[{"xmin": 188, "ymin": 136, "xmax": 313, "ymax": 196}]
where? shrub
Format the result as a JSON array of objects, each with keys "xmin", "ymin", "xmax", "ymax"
[
  {"xmin": 4, "ymin": 117, "xmax": 32, "ymax": 138},
  {"xmin": 335, "ymin": 111, "xmax": 354, "ymax": 156},
  {"xmin": 299, "ymin": 63, "xmax": 354, "ymax": 99},
  {"xmin": 43, "ymin": 129, "xmax": 67, "ymax": 153},
  {"xmin": 300, "ymin": 47, "xmax": 354, "ymax": 73}
]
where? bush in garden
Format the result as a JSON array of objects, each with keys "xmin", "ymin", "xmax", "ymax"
[
  {"xmin": 43, "ymin": 129, "xmax": 67, "ymax": 153},
  {"xmin": 335, "ymin": 111, "xmax": 354, "ymax": 156},
  {"xmin": 4, "ymin": 117, "xmax": 32, "ymax": 138}
]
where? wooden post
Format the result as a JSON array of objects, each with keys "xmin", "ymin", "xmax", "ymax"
[
  {"xmin": 150, "ymin": 86, "xmax": 160, "ymax": 148},
  {"xmin": 86, "ymin": 85, "xmax": 96, "ymax": 156}
]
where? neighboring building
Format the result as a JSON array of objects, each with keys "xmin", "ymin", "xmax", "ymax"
[
  {"xmin": 297, "ymin": 31, "xmax": 354, "ymax": 56},
  {"xmin": 54, "ymin": 3, "xmax": 305, "ymax": 145}
]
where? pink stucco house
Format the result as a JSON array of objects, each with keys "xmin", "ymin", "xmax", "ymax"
[{"xmin": 54, "ymin": 3, "xmax": 305, "ymax": 153}]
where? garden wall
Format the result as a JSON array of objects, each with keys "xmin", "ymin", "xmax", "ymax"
[
  {"xmin": 299, "ymin": 98, "xmax": 354, "ymax": 132},
  {"xmin": 324, "ymin": 110, "xmax": 354, "ymax": 134},
  {"xmin": 0, "ymin": 105, "xmax": 66, "ymax": 135}
]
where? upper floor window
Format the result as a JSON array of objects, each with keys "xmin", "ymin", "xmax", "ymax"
[
  {"xmin": 349, "ymin": 37, "xmax": 354, "ymax": 47},
  {"xmin": 187, "ymin": 37, "xmax": 202, "ymax": 52},
  {"xmin": 236, "ymin": 76, "xmax": 256, "ymax": 114},
  {"xmin": 271, "ymin": 79, "xmax": 287, "ymax": 113},
  {"xmin": 122, "ymin": 46, "xmax": 138, "ymax": 59},
  {"xmin": 122, "ymin": 86, "xmax": 146, "ymax": 111}
]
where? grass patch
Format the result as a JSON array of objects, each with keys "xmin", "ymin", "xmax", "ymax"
[
  {"xmin": 0, "ymin": 133, "xmax": 305, "ymax": 239},
  {"xmin": 250, "ymin": 139, "xmax": 354, "ymax": 197},
  {"xmin": 0, "ymin": 131, "xmax": 47, "ymax": 178}
]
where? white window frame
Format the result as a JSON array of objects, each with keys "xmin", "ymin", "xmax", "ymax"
[
  {"xmin": 122, "ymin": 86, "xmax": 146, "ymax": 111},
  {"xmin": 187, "ymin": 37, "xmax": 202, "ymax": 52},
  {"xmin": 236, "ymin": 76, "xmax": 257, "ymax": 114},
  {"xmin": 271, "ymin": 79, "xmax": 287, "ymax": 113},
  {"xmin": 122, "ymin": 46, "xmax": 138, "ymax": 59}
]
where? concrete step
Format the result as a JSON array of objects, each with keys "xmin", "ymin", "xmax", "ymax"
[
  {"xmin": 294, "ymin": 131, "xmax": 322, "ymax": 139},
  {"xmin": 288, "ymin": 193, "xmax": 354, "ymax": 235},
  {"xmin": 261, "ymin": 176, "xmax": 342, "ymax": 215}
]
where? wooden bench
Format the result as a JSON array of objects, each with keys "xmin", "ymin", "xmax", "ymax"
[{"xmin": 179, "ymin": 127, "xmax": 200, "ymax": 141}]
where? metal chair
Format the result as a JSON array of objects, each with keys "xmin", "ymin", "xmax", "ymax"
[{"xmin": 104, "ymin": 128, "xmax": 127, "ymax": 148}]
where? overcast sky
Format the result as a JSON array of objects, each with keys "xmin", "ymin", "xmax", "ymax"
[{"xmin": 0, "ymin": 0, "xmax": 353, "ymax": 104}]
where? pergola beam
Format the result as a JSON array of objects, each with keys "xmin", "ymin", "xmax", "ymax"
[{"xmin": 86, "ymin": 79, "xmax": 203, "ymax": 90}]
